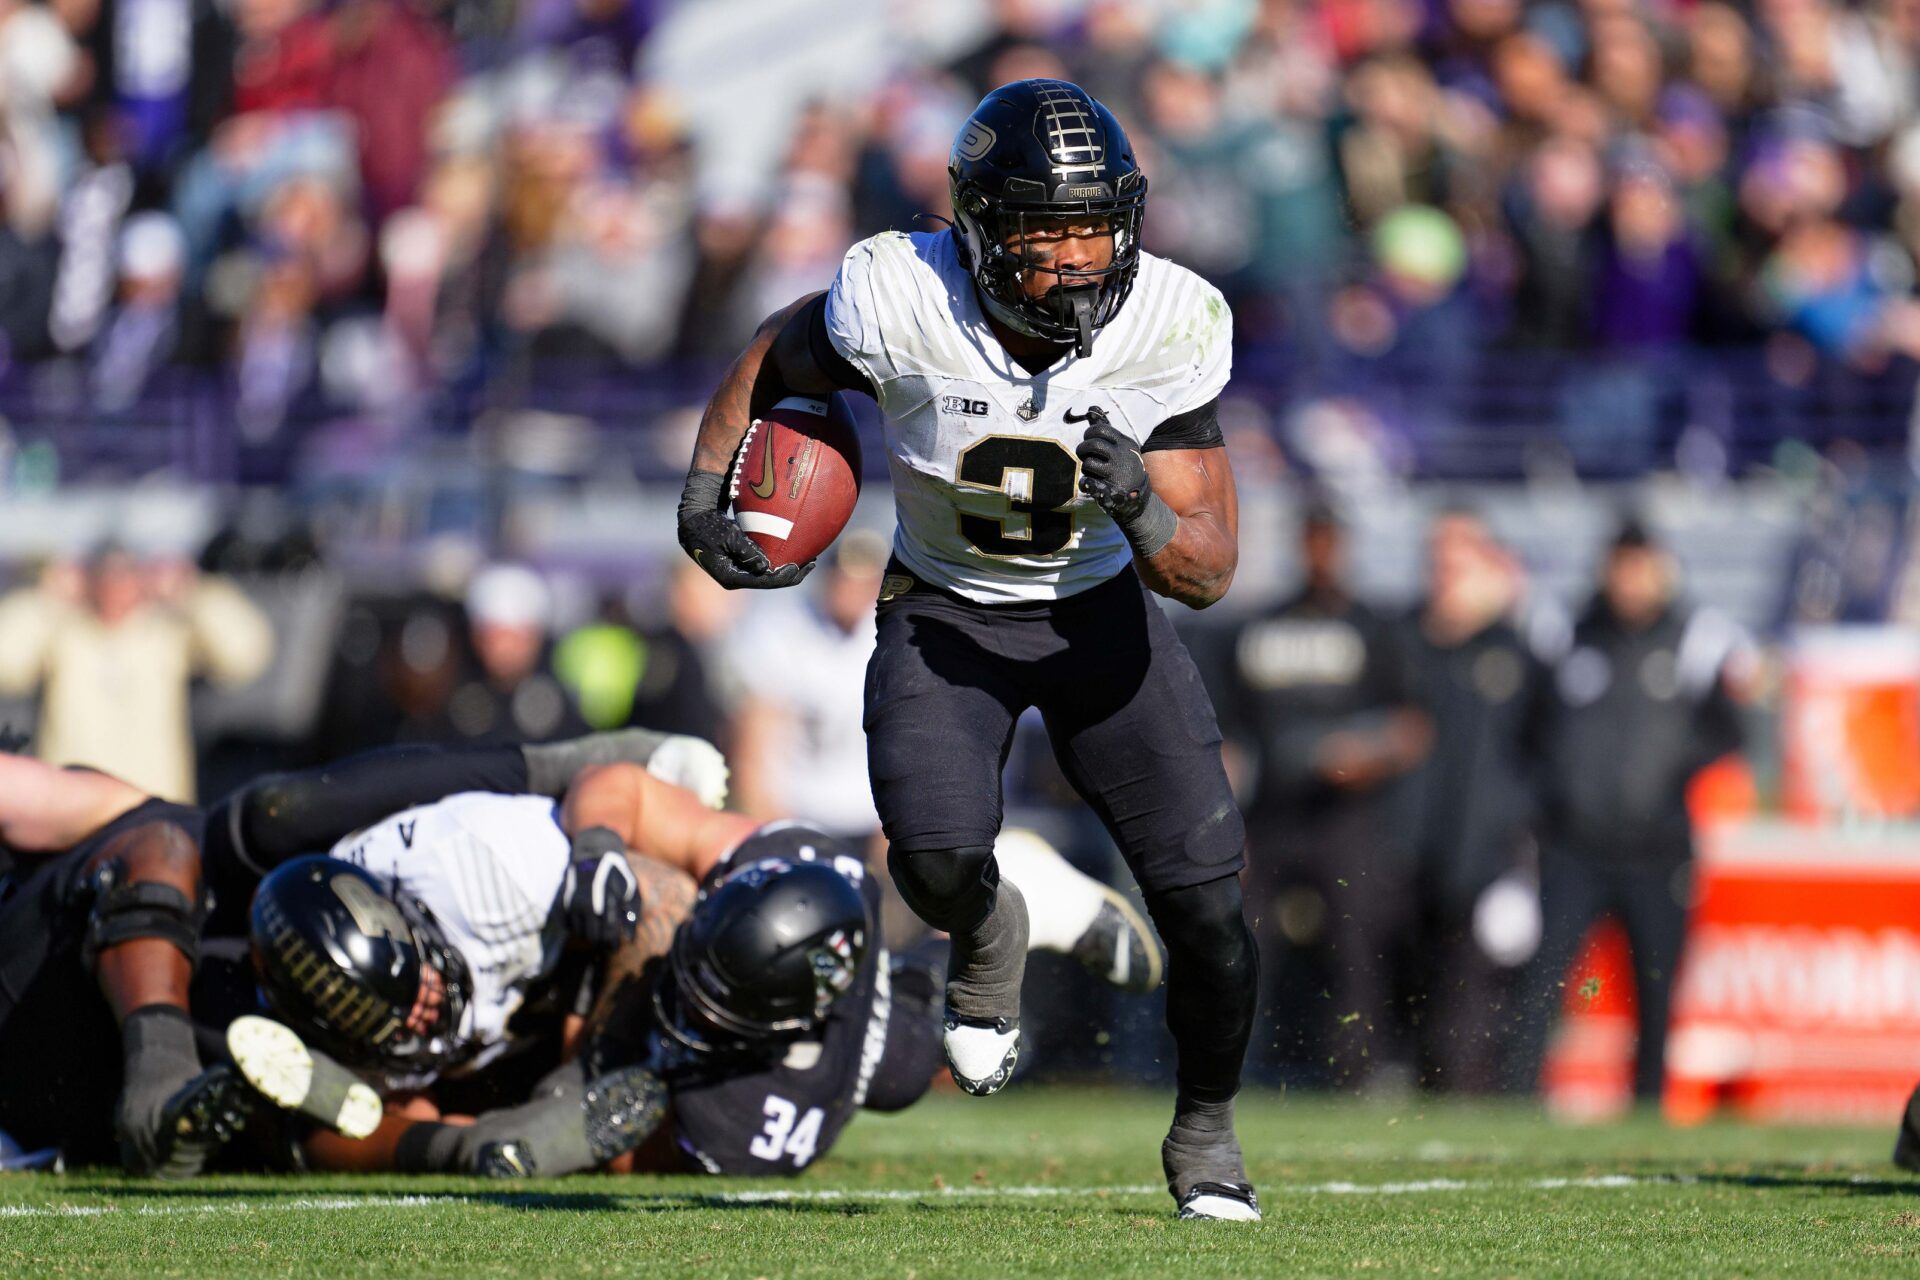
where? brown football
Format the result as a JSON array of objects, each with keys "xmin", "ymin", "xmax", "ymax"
[{"xmin": 730, "ymin": 394, "xmax": 863, "ymax": 568}]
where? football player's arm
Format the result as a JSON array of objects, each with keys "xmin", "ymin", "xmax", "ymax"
[
  {"xmin": 561, "ymin": 762, "xmax": 759, "ymax": 883},
  {"xmin": 1077, "ymin": 396, "xmax": 1240, "ymax": 609},
  {"xmin": 0, "ymin": 754, "xmax": 148, "ymax": 854},
  {"xmin": 1135, "ymin": 445, "xmax": 1239, "ymax": 609},
  {"xmin": 678, "ymin": 292, "xmax": 870, "ymax": 590}
]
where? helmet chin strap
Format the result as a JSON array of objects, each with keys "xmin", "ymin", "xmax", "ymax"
[
  {"xmin": 977, "ymin": 273, "xmax": 1103, "ymax": 357},
  {"xmin": 1067, "ymin": 288, "xmax": 1097, "ymax": 357}
]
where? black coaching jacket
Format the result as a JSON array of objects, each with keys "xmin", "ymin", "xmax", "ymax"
[{"xmin": 1529, "ymin": 598, "xmax": 1745, "ymax": 865}]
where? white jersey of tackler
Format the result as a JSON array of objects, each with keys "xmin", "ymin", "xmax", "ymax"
[
  {"xmin": 331, "ymin": 791, "xmax": 569, "ymax": 1070},
  {"xmin": 824, "ymin": 228, "xmax": 1231, "ymax": 604}
]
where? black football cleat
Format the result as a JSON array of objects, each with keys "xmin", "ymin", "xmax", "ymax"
[
  {"xmin": 228, "ymin": 1015, "xmax": 383, "ymax": 1140},
  {"xmin": 468, "ymin": 1064, "xmax": 667, "ymax": 1178},
  {"xmin": 1070, "ymin": 895, "xmax": 1164, "ymax": 994},
  {"xmin": 136, "ymin": 1066, "xmax": 251, "ymax": 1180},
  {"xmin": 583, "ymin": 1064, "xmax": 669, "ymax": 1166}
]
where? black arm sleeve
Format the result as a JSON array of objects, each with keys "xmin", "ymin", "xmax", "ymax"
[
  {"xmin": 1142, "ymin": 397, "xmax": 1224, "ymax": 452},
  {"xmin": 210, "ymin": 744, "xmax": 529, "ymax": 877},
  {"xmin": 801, "ymin": 294, "xmax": 877, "ymax": 398}
]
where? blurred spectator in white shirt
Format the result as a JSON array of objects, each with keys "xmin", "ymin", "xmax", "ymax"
[
  {"xmin": 0, "ymin": 546, "xmax": 275, "ymax": 800},
  {"xmin": 726, "ymin": 529, "xmax": 885, "ymax": 842}
]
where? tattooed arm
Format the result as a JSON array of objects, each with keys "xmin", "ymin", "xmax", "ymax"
[
  {"xmin": 562, "ymin": 852, "xmax": 699, "ymax": 1067},
  {"xmin": 561, "ymin": 763, "xmax": 758, "ymax": 882}
]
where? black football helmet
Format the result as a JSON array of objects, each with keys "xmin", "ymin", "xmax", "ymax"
[
  {"xmin": 248, "ymin": 856, "xmax": 473, "ymax": 1077},
  {"xmin": 655, "ymin": 826, "xmax": 870, "ymax": 1056},
  {"xmin": 948, "ymin": 78, "xmax": 1148, "ymax": 356}
]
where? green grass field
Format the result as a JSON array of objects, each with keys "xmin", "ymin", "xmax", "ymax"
[{"xmin": 3, "ymin": 1090, "xmax": 1916, "ymax": 1278}]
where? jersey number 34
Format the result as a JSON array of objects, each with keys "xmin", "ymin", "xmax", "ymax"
[
  {"xmin": 955, "ymin": 436, "xmax": 1077, "ymax": 557},
  {"xmin": 749, "ymin": 1095, "xmax": 826, "ymax": 1167}
]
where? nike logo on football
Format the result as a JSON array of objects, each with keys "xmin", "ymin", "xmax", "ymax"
[
  {"xmin": 1064, "ymin": 407, "xmax": 1108, "ymax": 425},
  {"xmin": 749, "ymin": 437, "xmax": 777, "ymax": 499}
]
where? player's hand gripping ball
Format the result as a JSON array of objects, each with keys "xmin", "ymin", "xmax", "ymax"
[
  {"xmin": 676, "ymin": 396, "xmax": 862, "ymax": 590},
  {"xmin": 676, "ymin": 472, "xmax": 809, "ymax": 591},
  {"xmin": 560, "ymin": 833, "xmax": 641, "ymax": 950},
  {"xmin": 1073, "ymin": 408, "xmax": 1153, "ymax": 525}
]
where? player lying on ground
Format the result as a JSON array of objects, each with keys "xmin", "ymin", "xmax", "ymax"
[
  {"xmin": 0, "ymin": 754, "xmax": 247, "ymax": 1176},
  {"xmin": 678, "ymin": 79, "xmax": 1260, "ymax": 1219},
  {"xmin": 232, "ymin": 761, "xmax": 1162, "ymax": 1177},
  {"xmin": 0, "ymin": 730, "xmax": 725, "ymax": 1176}
]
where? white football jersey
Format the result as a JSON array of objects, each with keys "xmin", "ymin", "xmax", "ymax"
[
  {"xmin": 825, "ymin": 228, "xmax": 1231, "ymax": 604},
  {"xmin": 330, "ymin": 792, "xmax": 570, "ymax": 1070}
]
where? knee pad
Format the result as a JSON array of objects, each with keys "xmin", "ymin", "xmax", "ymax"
[
  {"xmin": 81, "ymin": 861, "xmax": 211, "ymax": 971},
  {"xmin": 886, "ymin": 845, "xmax": 998, "ymax": 935}
]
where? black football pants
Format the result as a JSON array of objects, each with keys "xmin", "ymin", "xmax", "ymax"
[{"xmin": 865, "ymin": 565, "xmax": 1256, "ymax": 1103}]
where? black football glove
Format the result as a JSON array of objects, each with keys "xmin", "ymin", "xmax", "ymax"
[
  {"xmin": 1073, "ymin": 410, "xmax": 1181, "ymax": 557},
  {"xmin": 559, "ymin": 829, "xmax": 640, "ymax": 951},
  {"xmin": 676, "ymin": 466, "xmax": 814, "ymax": 590},
  {"xmin": 1074, "ymin": 412, "xmax": 1152, "ymax": 524}
]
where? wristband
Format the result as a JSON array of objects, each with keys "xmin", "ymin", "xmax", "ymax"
[{"xmin": 1121, "ymin": 492, "xmax": 1179, "ymax": 558}]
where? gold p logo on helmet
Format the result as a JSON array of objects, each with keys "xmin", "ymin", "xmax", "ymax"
[{"xmin": 332, "ymin": 873, "xmax": 404, "ymax": 942}]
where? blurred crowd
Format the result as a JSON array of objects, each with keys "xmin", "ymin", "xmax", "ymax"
[{"xmin": 2, "ymin": 0, "xmax": 1920, "ymax": 455}]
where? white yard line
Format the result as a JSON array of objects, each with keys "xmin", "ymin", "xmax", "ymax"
[{"xmin": 0, "ymin": 1174, "xmax": 1711, "ymax": 1220}]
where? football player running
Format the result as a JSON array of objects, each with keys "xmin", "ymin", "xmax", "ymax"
[
  {"xmin": 233, "ymin": 761, "xmax": 1161, "ymax": 1178},
  {"xmin": 676, "ymin": 80, "xmax": 1260, "ymax": 1219}
]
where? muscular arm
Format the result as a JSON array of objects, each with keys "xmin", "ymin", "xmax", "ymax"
[
  {"xmin": 561, "ymin": 763, "xmax": 759, "ymax": 884},
  {"xmin": 688, "ymin": 292, "xmax": 848, "ymax": 477},
  {"xmin": 0, "ymin": 754, "xmax": 147, "ymax": 853},
  {"xmin": 1135, "ymin": 446, "xmax": 1239, "ymax": 609}
]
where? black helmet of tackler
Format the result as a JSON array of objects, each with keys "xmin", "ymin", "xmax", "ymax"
[
  {"xmin": 248, "ymin": 855, "xmax": 473, "ymax": 1076},
  {"xmin": 656, "ymin": 837, "xmax": 870, "ymax": 1055},
  {"xmin": 948, "ymin": 78, "xmax": 1148, "ymax": 357}
]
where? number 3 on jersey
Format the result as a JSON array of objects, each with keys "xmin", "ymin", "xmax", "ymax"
[
  {"xmin": 748, "ymin": 1095, "xmax": 825, "ymax": 1167},
  {"xmin": 955, "ymin": 436, "xmax": 1077, "ymax": 557}
]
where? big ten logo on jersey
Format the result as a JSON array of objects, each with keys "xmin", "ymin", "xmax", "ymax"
[
  {"xmin": 941, "ymin": 395, "xmax": 989, "ymax": 418},
  {"xmin": 748, "ymin": 1094, "xmax": 826, "ymax": 1167}
]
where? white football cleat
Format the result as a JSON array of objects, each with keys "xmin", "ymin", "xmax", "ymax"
[
  {"xmin": 942, "ymin": 1014, "xmax": 1021, "ymax": 1096},
  {"xmin": 994, "ymin": 828, "xmax": 1164, "ymax": 992},
  {"xmin": 227, "ymin": 1015, "xmax": 383, "ymax": 1140},
  {"xmin": 1176, "ymin": 1183, "xmax": 1263, "ymax": 1222}
]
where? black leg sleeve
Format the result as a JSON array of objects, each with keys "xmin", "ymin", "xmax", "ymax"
[
  {"xmin": 206, "ymin": 744, "xmax": 530, "ymax": 882},
  {"xmin": 1142, "ymin": 873, "xmax": 1259, "ymax": 1104}
]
